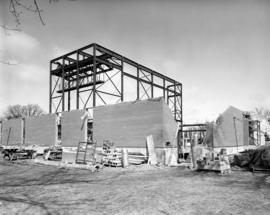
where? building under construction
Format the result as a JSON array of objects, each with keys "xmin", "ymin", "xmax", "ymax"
[
  {"xmin": 1, "ymin": 43, "xmax": 182, "ymax": 163},
  {"xmin": 0, "ymin": 43, "xmax": 265, "ymax": 164}
]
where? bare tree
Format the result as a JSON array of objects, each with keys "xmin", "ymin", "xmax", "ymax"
[
  {"xmin": 1, "ymin": 0, "xmax": 76, "ymax": 65},
  {"xmin": 7, "ymin": 0, "xmax": 46, "ymax": 28},
  {"xmin": 2, "ymin": 104, "xmax": 45, "ymax": 120},
  {"xmin": 2, "ymin": 0, "xmax": 75, "ymax": 31},
  {"xmin": 254, "ymin": 107, "xmax": 270, "ymax": 121}
]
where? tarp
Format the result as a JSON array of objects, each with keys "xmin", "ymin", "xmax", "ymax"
[{"xmin": 233, "ymin": 146, "xmax": 270, "ymax": 170}]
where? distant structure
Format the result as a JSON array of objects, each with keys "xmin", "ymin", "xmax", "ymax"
[{"xmin": 203, "ymin": 106, "xmax": 261, "ymax": 154}]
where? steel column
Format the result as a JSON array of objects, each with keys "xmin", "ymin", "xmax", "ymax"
[
  {"xmin": 49, "ymin": 61, "xmax": 52, "ymax": 113},
  {"xmin": 121, "ymin": 57, "xmax": 124, "ymax": 102},
  {"xmin": 93, "ymin": 44, "xmax": 97, "ymax": 107},
  {"xmin": 76, "ymin": 51, "xmax": 79, "ymax": 109},
  {"xmin": 61, "ymin": 58, "xmax": 65, "ymax": 112},
  {"xmin": 137, "ymin": 66, "xmax": 139, "ymax": 100}
]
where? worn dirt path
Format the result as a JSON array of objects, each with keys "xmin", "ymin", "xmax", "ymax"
[{"xmin": 0, "ymin": 161, "xmax": 269, "ymax": 215}]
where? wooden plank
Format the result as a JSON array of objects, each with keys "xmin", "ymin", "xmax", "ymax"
[{"xmin": 146, "ymin": 135, "xmax": 157, "ymax": 165}]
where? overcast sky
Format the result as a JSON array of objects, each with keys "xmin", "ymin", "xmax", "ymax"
[{"xmin": 1, "ymin": 0, "xmax": 270, "ymax": 123}]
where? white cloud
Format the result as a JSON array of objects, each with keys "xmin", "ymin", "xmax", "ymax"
[
  {"xmin": 0, "ymin": 63, "xmax": 48, "ymax": 114},
  {"xmin": 1, "ymin": 31, "xmax": 40, "ymax": 62}
]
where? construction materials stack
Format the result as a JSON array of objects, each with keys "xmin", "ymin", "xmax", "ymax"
[
  {"xmin": 101, "ymin": 141, "xmax": 122, "ymax": 167},
  {"xmin": 43, "ymin": 146, "xmax": 62, "ymax": 161}
]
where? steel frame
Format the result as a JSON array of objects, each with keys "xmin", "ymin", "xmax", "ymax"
[{"xmin": 49, "ymin": 43, "xmax": 182, "ymax": 124}]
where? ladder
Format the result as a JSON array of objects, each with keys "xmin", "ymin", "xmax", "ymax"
[{"xmin": 75, "ymin": 141, "xmax": 97, "ymax": 164}]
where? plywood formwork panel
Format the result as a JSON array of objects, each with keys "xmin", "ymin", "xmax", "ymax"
[
  {"xmin": 25, "ymin": 114, "xmax": 57, "ymax": 146},
  {"xmin": 1, "ymin": 118, "xmax": 23, "ymax": 146},
  {"xmin": 93, "ymin": 97, "xmax": 177, "ymax": 148},
  {"xmin": 62, "ymin": 110, "xmax": 87, "ymax": 147}
]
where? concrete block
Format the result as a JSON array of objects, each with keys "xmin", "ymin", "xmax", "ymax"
[
  {"xmin": 25, "ymin": 114, "xmax": 57, "ymax": 146},
  {"xmin": 1, "ymin": 118, "xmax": 23, "ymax": 146},
  {"xmin": 62, "ymin": 110, "xmax": 88, "ymax": 147},
  {"xmin": 93, "ymin": 97, "xmax": 178, "ymax": 148}
]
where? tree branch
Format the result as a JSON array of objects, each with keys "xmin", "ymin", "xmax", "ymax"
[
  {"xmin": 33, "ymin": 0, "xmax": 45, "ymax": 25},
  {"xmin": 14, "ymin": 0, "xmax": 36, "ymax": 12},
  {"xmin": 9, "ymin": 0, "xmax": 21, "ymax": 26}
]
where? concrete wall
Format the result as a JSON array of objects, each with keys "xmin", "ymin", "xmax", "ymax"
[
  {"xmin": 25, "ymin": 114, "xmax": 57, "ymax": 146},
  {"xmin": 162, "ymin": 102, "xmax": 178, "ymax": 146},
  {"xmin": 1, "ymin": 118, "xmax": 23, "ymax": 146},
  {"xmin": 61, "ymin": 110, "xmax": 87, "ymax": 147},
  {"xmin": 93, "ymin": 97, "xmax": 178, "ymax": 148},
  {"xmin": 213, "ymin": 106, "xmax": 248, "ymax": 147}
]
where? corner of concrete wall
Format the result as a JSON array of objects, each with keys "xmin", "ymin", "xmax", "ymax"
[{"xmin": 162, "ymin": 101, "xmax": 178, "ymax": 147}]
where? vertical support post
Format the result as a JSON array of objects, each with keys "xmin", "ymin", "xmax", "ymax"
[
  {"xmin": 67, "ymin": 60, "xmax": 71, "ymax": 111},
  {"xmin": 179, "ymin": 84, "xmax": 183, "ymax": 163},
  {"xmin": 166, "ymin": 85, "xmax": 169, "ymax": 105},
  {"xmin": 174, "ymin": 83, "xmax": 176, "ymax": 121},
  {"xmin": 181, "ymin": 84, "xmax": 183, "ymax": 124},
  {"xmin": 0, "ymin": 121, "xmax": 2, "ymax": 146},
  {"xmin": 22, "ymin": 118, "xmax": 25, "ymax": 146},
  {"xmin": 49, "ymin": 61, "xmax": 52, "ymax": 113},
  {"xmin": 151, "ymin": 74, "xmax": 154, "ymax": 98},
  {"xmin": 61, "ymin": 58, "xmax": 65, "ymax": 112},
  {"xmin": 163, "ymin": 78, "xmax": 166, "ymax": 101},
  {"xmin": 93, "ymin": 44, "xmax": 97, "ymax": 107},
  {"xmin": 137, "ymin": 66, "xmax": 139, "ymax": 100},
  {"xmin": 121, "ymin": 57, "xmax": 124, "ymax": 102},
  {"xmin": 76, "ymin": 51, "xmax": 79, "ymax": 109}
]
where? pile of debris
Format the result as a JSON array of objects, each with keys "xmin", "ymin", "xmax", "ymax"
[{"xmin": 232, "ymin": 145, "xmax": 270, "ymax": 171}]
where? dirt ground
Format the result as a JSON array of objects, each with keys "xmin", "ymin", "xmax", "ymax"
[{"xmin": 0, "ymin": 160, "xmax": 269, "ymax": 215}]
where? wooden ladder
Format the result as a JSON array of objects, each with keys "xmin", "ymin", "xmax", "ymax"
[{"xmin": 75, "ymin": 141, "xmax": 96, "ymax": 164}]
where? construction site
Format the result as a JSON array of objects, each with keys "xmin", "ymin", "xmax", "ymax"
[{"xmin": 1, "ymin": 43, "xmax": 270, "ymax": 215}]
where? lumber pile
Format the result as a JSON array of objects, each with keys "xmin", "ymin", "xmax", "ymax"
[
  {"xmin": 128, "ymin": 152, "xmax": 147, "ymax": 165},
  {"xmin": 101, "ymin": 141, "xmax": 122, "ymax": 167},
  {"xmin": 43, "ymin": 146, "xmax": 62, "ymax": 161},
  {"xmin": 101, "ymin": 140, "xmax": 147, "ymax": 167}
]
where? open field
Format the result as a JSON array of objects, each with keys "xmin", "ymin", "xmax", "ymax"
[{"xmin": 0, "ymin": 160, "xmax": 270, "ymax": 215}]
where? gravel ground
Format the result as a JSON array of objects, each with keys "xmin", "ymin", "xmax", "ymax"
[{"xmin": 0, "ymin": 160, "xmax": 269, "ymax": 215}]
